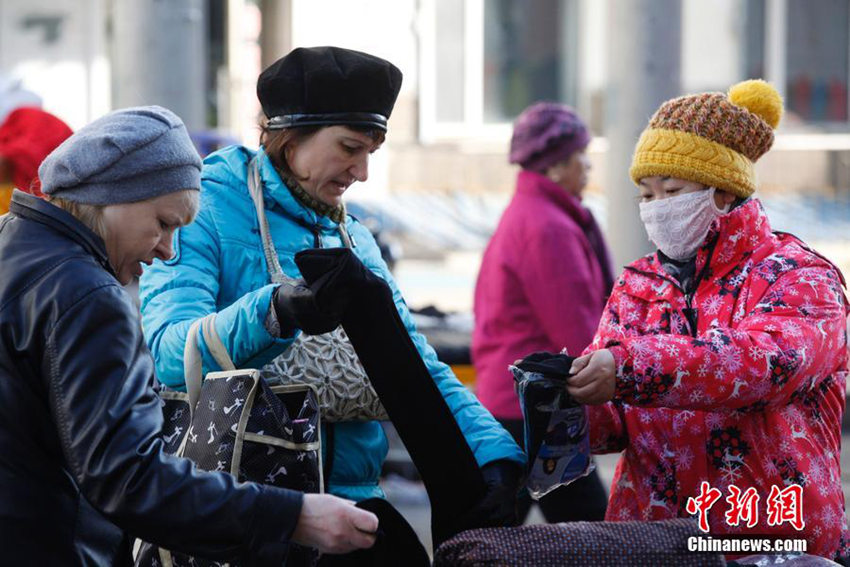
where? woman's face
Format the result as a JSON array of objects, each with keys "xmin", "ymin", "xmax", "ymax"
[
  {"xmin": 102, "ymin": 190, "xmax": 197, "ymax": 285},
  {"xmin": 285, "ymin": 126, "xmax": 382, "ymax": 207},
  {"xmin": 545, "ymin": 150, "xmax": 591, "ymax": 198},
  {"xmin": 638, "ymin": 176, "xmax": 736, "ymax": 208}
]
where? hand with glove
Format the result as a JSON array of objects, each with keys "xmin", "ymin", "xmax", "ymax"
[
  {"xmin": 458, "ymin": 460, "xmax": 523, "ymax": 530},
  {"xmin": 272, "ymin": 279, "xmax": 348, "ymax": 336}
]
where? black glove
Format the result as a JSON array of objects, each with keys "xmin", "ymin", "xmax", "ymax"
[
  {"xmin": 458, "ymin": 460, "xmax": 523, "ymax": 530},
  {"xmin": 272, "ymin": 280, "xmax": 345, "ymax": 336}
]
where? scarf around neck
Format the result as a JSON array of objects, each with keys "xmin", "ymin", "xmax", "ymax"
[{"xmin": 283, "ymin": 174, "xmax": 347, "ymax": 225}]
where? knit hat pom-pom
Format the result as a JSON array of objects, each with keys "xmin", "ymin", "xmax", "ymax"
[{"xmin": 728, "ymin": 79, "xmax": 783, "ymax": 129}]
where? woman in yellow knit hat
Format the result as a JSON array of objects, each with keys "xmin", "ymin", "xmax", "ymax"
[{"xmin": 566, "ymin": 80, "xmax": 849, "ymax": 560}]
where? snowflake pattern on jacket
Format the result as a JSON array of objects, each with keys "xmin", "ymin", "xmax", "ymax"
[{"xmin": 585, "ymin": 199, "xmax": 850, "ymax": 559}]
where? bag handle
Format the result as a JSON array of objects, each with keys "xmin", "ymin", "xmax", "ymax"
[
  {"xmin": 247, "ymin": 155, "xmax": 353, "ymax": 287},
  {"xmin": 201, "ymin": 313, "xmax": 236, "ymax": 371},
  {"xmin": 183, "ymin": 318, "xmax": 203, "ymax": 410},
  {"xmin": 182, "ymin": 313, "xmax": 236, "ymax": 409}
]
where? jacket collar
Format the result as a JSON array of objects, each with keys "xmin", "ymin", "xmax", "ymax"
[
  {"xmin": 8, "ymin": 190, "xmax": 116, "ymax": 276},
  {"xmin": 515, "ymin": 170, "xmax": 593, "ymax": 228},
  {"xmin": 631, "ymin": 198, "xmax": 773, "ymax": 282},
  {"xmin": 256, "ymin": 149, "xmax": 341, "ymax": 231},
  {"xmin": 701, "ymin": 198, "xmax": 772, "ymax": 268}
]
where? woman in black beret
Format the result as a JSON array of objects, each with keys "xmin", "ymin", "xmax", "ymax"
[{"xmin": 140, "ymin": 46, "xmax": 526, "ymax": 536}]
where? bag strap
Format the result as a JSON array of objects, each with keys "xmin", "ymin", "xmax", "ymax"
[
  {"xmin": 248, "ymin": 156, "xmax": 296, "ymax": 285},
  {"xmin": 247, "ymin": 155, "xmax": 353, "ymax": 287},
  {"xmin": 183, "ymin": 319, "xmax": 203, "ymax": 410},
  {"xmin": 182, "ymin": 313, "xmax": 236, "ymax": 409},
  {"xmin": 201, "ymin": 313, "xmax": 236, "ymax": 371}
]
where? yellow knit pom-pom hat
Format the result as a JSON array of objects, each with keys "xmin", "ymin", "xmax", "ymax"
[{"xmin": 629, "ymin": 79, "xmax": 783, "ymax": 198}]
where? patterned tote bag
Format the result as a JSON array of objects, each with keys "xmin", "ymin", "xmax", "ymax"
[{"xmin": 135, "ymin": 314, "xmax": 322, "ymax": 567}]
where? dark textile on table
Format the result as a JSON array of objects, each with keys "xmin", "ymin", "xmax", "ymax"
[{"xmin": 433, "ymin": 518, "xmax": 725, "ymax": 567}]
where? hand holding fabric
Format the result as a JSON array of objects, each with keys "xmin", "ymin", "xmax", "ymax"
[
  {"xmin": 272, "ymin": 279, "xmax": 346, "ymax": 336},
  {"xmin": 567, "ymin": 349, "xmax": 615, "ymax": 405},
  {"xmin": 292, "ymin": 494, "xmax": 378, "ymax": 555}
]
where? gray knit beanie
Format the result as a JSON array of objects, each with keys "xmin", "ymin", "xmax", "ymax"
[{"xmin": 39, "ymin": 105, "xmax": 201, "ymax": 204}]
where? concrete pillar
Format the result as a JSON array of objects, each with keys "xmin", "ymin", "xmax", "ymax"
[
  {"xmin": 260, "ymin": 0, "xmax": 292, "ymax": 69},
  {"xmin": 111, "ymin": 0, "xmax": 207, "ymax": 131},
  {"xmin": 605, "ymin": 0, "xmax": 681, "ymax": 269},
  {"xmin": 765, "ymin": 0, "xmax": 787, "ymax": 100}
]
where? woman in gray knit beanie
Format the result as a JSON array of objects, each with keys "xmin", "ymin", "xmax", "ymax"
[
  {"xmin": 0, "ymin": 105, "xmax": 376, "ymax": 563},
  {"xmin": 38, "ymin": 105, "xmax": 202, "ymax": 284}
]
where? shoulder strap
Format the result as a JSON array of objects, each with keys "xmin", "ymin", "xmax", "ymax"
[{"xmin": 248, "ymin": 156, "xmax": 293, "ymax": 284}]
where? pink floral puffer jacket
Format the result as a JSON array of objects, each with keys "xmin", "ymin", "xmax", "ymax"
[{"xmin": 586, "ymin": 199, "xmax": 850, "ymax": 559}]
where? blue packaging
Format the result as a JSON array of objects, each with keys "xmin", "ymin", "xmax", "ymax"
[{"xmin": 511, "ymin": 354, "xmax": 595, "ymax": 499}]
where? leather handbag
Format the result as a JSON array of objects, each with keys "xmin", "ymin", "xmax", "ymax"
[
  {"xmin": 248, "ymin": 156, "xmax": 388, "ymax": 422},
  {"xmin": 135, "ymin": 314, "xmax": 322, "ymax": 567}
]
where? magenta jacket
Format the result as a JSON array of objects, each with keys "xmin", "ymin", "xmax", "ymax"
[{"xmin": 472, "ymin": 170, "xmax": 614, "ymax": 419}]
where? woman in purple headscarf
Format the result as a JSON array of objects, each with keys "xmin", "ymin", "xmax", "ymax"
[{"xmin": 472, "ymin": 102, "xmax": 613, "ymax": 523}]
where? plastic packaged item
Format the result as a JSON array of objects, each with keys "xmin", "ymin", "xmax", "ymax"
[
  {"xmin": 730, "ymin": 553, "xmax": 841, "ymax": 566},
  {"xmin": 510, "ymin": 351, "xmax": 594, "ymax": 499}
]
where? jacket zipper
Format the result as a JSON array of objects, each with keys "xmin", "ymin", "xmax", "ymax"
[
  {"xmin": 683, "ymin": 294, "xmax": 697, "ymax": 337},
  {"xmin": 683, "ymin": 236, "xmax": 719, "ymax": 337},
  {"xmin": 625, "ymin": 237, "xmax": 719, "ymax": 338}
]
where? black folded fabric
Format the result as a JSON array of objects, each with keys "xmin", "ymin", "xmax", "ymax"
[
  {"xmin": 513, "ymin": 351, "xmax": 573, "ymax": 379},
  {"xmin": 295, "ymin": 248, "xmax": 487, "ymax": 547},
  {"xmin": 317, "ymin": 498, "xmax": 429, "ymax": 567}
]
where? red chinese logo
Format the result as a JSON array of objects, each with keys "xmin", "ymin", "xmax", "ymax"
[
  {"xmin": 685, "ymin": 481, "xmax": 722, "ymax": 532},
  {"xmin": 725, "ymin": 485, "xmax": 760, "ymax": 528},
  {"xmin": 766, "ymin": 484, "xmax": 805, "ymax": 531},
  {"xmin": 686, "ymin": 483, "xmax": 805, "ymax": 532}
]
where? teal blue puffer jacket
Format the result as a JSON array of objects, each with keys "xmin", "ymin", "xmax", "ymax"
[{"xmin": 140, "ymin": 145, "xmax": 524, "ymax": 500}]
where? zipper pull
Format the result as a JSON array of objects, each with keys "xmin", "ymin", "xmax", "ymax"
[{"xmin": 683, "ymin": 294, "xmax": 698, "ymax": 337}]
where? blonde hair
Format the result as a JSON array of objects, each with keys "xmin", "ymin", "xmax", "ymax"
[
  {"xmin": 173, "ymin": 190, "xmax": 201, "ymax": 225},
  {"xmin": 47, "ymin": 197, "xmax": 107, "ymax": 240}
]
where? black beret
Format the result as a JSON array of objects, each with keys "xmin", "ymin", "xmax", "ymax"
[{"xmin": 258, "ymin": 46, "xmax": 403, "ymax": 132}]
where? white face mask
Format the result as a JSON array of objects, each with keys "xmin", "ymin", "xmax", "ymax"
[{"xmin": 638, "ymin": 187, "xmax": 730, "ymax": 261}]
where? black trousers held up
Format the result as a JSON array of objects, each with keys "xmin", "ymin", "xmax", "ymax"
[{"xmin": 296, "ymin": 249, "xmax": 487, "ymax": 549}]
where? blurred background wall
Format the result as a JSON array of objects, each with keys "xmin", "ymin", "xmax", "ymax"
[{"xmin": 2, "ymin": 0, "xmax": 849, "ymax": 310}]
